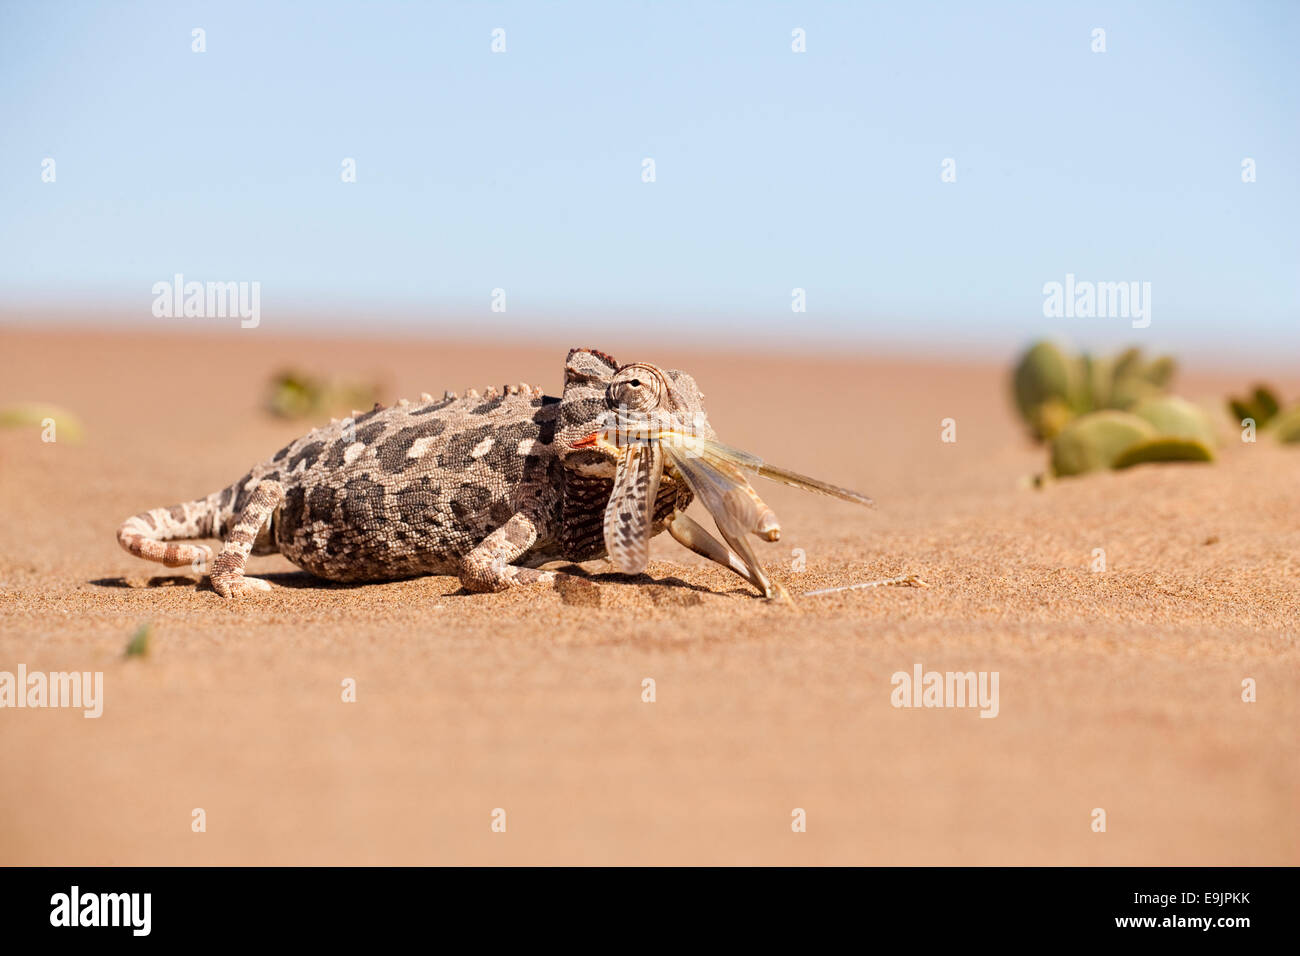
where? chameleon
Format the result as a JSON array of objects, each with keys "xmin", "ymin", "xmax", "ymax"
[{"xmin": 116, "ymin": 348, "xmax": 872, "ymax": 599}]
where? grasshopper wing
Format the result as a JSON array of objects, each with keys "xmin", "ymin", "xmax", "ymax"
[
  {"xmin": 603, "ymin": 441, "xmax": 664, "ymax": 574},
  {"xmin": 693, "ymin": 437, "xmax": 873, "ymax": 506}
]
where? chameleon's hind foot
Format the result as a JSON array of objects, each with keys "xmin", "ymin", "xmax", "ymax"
[
  {"xmin": 458, "ymin": 562, "xmax": 582, "ymax": 592},
  {"xmin": 458, "ymin": 510, "xmax": 583, "ymax": 593},
  {"xmin": 511, "ymin": 567, "xmax": 557, "ymax": 586}
]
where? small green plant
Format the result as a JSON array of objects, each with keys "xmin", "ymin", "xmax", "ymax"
[
  {"xmin": 1227, "ymin": 384, "xmax": 1300, "ymax": 444},
  {"xmin": 1272, "ymin": 406, "xmax": 1300, "ymax": 443},
  {"xmin": 264, "ymin": 369, "xmax": 380, "ymax": 420},
  {"xmin": 1227, "ymin": 385, "xmax": 1280, "ymax": 429},
  {"xmin": 125, "ymin": 623, "xmax": 152, "ymax": 658},
  {"xmin": 0, "ymin": 403, "xmax": 85, "ymax": 442}
]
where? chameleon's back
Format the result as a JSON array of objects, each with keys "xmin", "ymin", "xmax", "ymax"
[{"xmin": 257, "ymin": 389, "xmax": 562, "ymax": 582}]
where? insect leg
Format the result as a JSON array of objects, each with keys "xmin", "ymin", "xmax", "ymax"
[{"xmin": 665, "ymin": 510, "xmax": 776, "ymax": 598}]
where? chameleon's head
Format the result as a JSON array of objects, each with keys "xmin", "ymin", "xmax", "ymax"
[
  {"xmin": 555, "ymin": 347, "xmax": 715, "ymax": 475},
  {"xmin": 553, "ymin": 347, "xmax": 872, "ymax": 601}
]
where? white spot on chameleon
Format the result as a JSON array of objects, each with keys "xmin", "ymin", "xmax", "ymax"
[
  {"xmin": 343, "ymin": 442, "xmax": 366, "ymax": 465},
  {"xmin": 407, "ymin": 436, "xmax": 438, "ymax": 459},
  {"xmin": 517, "ymin": 438, "xmax": 535, "ymax": 455},
  {"xmin": 470, "ymin": 437, "xmax": 495, "ymax": 459}
]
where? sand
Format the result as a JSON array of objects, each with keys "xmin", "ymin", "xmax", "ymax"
[{"xmin": 0, "ymin": 326, "xmax": 1296, "ymax": 865}]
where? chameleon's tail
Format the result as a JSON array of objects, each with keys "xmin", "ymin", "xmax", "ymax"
[{"xmin": 116, "ymin": 490, "xmax": 228, "ymax": 570}]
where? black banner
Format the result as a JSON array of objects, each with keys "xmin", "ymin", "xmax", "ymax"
[{"xmin": 0, "ymin": 866, "xmax": 1287, "ymax": 942}]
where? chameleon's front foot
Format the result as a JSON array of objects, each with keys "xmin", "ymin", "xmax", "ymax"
[
  {"xmin": 208, "ymin": 479, "xmax": 284, "ymax": 598},
  {"xmin": 210, "ymin": 551, "xmax": 272, "ymax": 598},
  {"xmin": 210, "ymin": 570, "xmax": 273, "ymax": 598}
]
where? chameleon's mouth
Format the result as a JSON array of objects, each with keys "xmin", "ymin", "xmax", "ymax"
[
  {"xmin": 570, "ymin": 431, "xmax": 623, "ymax": 460},
  {"xmin": 563, "ymin": 433, "xmax": 620, "ymax": 478}
]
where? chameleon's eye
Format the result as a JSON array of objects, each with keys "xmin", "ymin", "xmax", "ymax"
[{"xmin": 609, "ymin": 369, "xmax": 662, "ymax": 412}]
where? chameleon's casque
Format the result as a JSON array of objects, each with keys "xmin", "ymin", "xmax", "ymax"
[{"xmin": 116, "ymin": 348, "xmax": 871, "ymax": 599}]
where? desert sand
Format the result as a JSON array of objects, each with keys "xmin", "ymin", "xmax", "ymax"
[{"xmin": 0, "ymin": 326, "xmax": 1296, "ymax": 865}]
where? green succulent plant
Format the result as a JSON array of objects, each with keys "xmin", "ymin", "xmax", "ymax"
[
  {"xmin": 1269, "ymin": 405, "xmax": 1300, "ymax": 444},
  {"xmin": 265, "ymin": 369, "xmax": 380, "ymax": 420},
  {"xmin": 1046, "ymin": 390, "xmax": 1218, "ymax": 478},
  {"xmin": 1106, "ymin": 349, "xmax": 1175, "ymax": 409},
  {"xmin": 1225, "ymin": 384, "xmax": 1300, "ymax": 445},
  {"xmin": 1049, "ymin": 405, "xmax": 1217, "ymax": 477},
  {"xmin": 1012, "ymin": 340, "xmax": 1177, "ymax": 441},
  {"xmin": 1050, "ymin": 411, "xmax": 1156, "ymax": 476},
  {"xmin": 1130, "ymin": 396, "xmax": 1218, "ymax": 449},
  {"xmin": 1013, "ymin": 341, "xmax": 1078, "ymax": 440},
  {"xmin": 1113, "ymin": 437, "xmax": 1215, "ymax": 469},
  {"xmin": 1227, "ymin": 385, "xmax": 1280, "ymax": 429}
]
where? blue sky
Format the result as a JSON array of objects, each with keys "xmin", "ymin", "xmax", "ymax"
[{"xmin": 1, "ymin": 1, "xmax": 1296, "ymax": 360}]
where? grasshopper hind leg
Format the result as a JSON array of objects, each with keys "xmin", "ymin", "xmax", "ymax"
[{"xmin": 665, "ymin": 511, "xmax": 788, "ymax": 601}]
